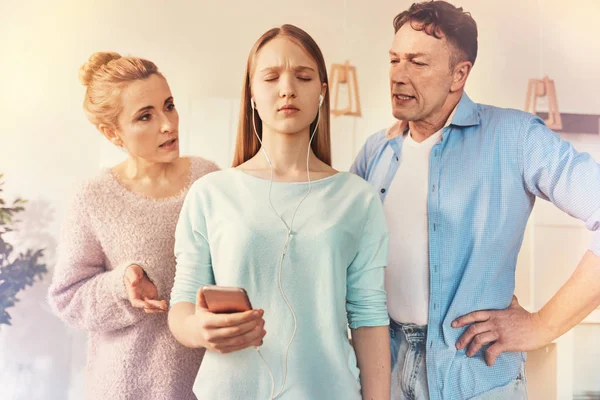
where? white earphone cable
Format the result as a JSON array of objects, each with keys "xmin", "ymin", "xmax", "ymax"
[{"xmin": 251, "ymin": 98, "xmax": 321, "ymax": 400}]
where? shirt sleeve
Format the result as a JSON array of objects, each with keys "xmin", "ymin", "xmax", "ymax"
[
  {"xmin": 170, "ymin": 182, "xmax": 215, "ymax": 306},
  {"xmin": 346, "ymin": 192, "xmax": 390, "ymax": 329},
  {"xmin": 522, "ymin": 116, "xmax": 600, "ymax": 256},
  {"xmin": 350, "ymin": 139, "xmax": 369, "ymax": 179}
]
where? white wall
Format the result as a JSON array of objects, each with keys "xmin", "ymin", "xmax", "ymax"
[{"xmin": 1, "ymin": 0, "xmax": 599, "ymax": 398}]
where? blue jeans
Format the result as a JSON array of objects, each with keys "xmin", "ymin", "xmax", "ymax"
[{"xmin": 389, "ymin": 319, "xmax": 528, "ymax": 399}]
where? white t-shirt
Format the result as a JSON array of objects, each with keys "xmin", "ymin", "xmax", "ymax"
[{"xmin": 383, "ymin": 129, "xmax": 443, "ymax": 325}]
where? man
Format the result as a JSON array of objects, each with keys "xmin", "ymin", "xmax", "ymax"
[{"xmin": 351, "ymin": 1, "xmax": 600, "ymax": 399}]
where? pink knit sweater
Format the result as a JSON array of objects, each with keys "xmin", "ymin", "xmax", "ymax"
[{"xmin": 48, "ymin": 157, "xmax": 219, "ymax": 400}]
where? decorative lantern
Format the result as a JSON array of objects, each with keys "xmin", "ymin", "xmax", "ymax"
[
  {"xmin": 329, "ymin": 60, "xmax": 362, "ymax": 117},
  {"xmin": 525, "ymin": 76, "xmax": 562, "ymax": 130}
]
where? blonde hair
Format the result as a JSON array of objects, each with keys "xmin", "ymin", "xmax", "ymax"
[
  {"xmin": 79, "ymin": 51, "xmax": 164, "ymax": 129},
  {"xmin": 232, "ymin": 24, "xmax": 331, "ymax": 167}
]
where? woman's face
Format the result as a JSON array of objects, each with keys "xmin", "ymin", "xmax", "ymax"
[
  {"xmin": 250, "ymin": 36, "xmax": 325, "ymax": 137},
  {"xmin": 113, "ymin": 74, "xmax": 180, "ymax": 163}
]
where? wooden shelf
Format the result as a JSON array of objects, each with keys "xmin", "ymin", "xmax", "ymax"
[{"xmin": 536, "ymin": 112, "xmax": 600, "ymax": 135}]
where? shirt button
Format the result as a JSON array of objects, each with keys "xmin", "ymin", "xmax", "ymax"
[{"xmin": 381, "ymin": 188, "xmax": 386, "ymax": 193}]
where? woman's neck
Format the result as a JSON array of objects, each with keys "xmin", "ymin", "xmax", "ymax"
[{"xmin": 240, "ymin": 127, "xmax": 334, "ymax": 181}]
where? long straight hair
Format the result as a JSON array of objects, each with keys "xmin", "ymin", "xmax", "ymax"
[{"xmin": 232, "ymin": 24, "xmax": 332, "ymax": 167}]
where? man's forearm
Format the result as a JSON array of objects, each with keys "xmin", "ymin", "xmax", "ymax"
[{"xmin": 537, "ymin": 250, "xmax": 600, "ymax": 339}]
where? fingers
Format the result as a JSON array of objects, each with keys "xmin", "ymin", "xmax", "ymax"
[
  {"xmin": 452, "ymin": 310, "xmax": 491, "ymax": 328},
  {"xmin": 144, "ymin": 298, "xmax": 167, "ymax": 311},
  {"xmin": 209, "ymin": 317, "xmax": 265, "ymax": 343},
  {"xmin": 124, "ymin": 265, "xmax": 169, "ymax": 314},
  {"xmin": 124, "ymin": 265, "xmax": 144, "ymax": 287},
  {"xmin": 128, "ymin": 285, "xmax": 161, "ymax": 309},
  {"xmin": 207, "ymin": 321, "xmax": 267, "ymax": 354},
  {"xmin": 456, "ymin": 321, "xmax": 492, "ymax": 350},
  {"xmin": 144, "ymin": 307, "xmax": 165, "ymax": 314},
  {"xmin": 204, "ymin": 309, "xmax": 264, "ymax": 329},
  {"xmin": 130, "ymin": 298, "xmax": 147, "ymax": 309},
  {"xmin": 125, "ymin": 265, "xmax": 147, "ymax": 306},
  {"xmin": 131, "ymin": 298, "xmax": 166, "ymax": 311},
  {"xmin": 214, "ymin": 336, "xmax": 265, "ymax": 354},
  {"xmin": 485, "ymin": 343, "xmax": 504, "ymax": 366},
  {"xmin": 466, "ymin": 331, "xmax": 499, "ymax": 357},
  {"xmin": 143, "ymin": 301, "xmax": 167, "ymax": 313},
  {"xmin": 126, "ymin": 268, "xmax": 162, "ymax": 311}
]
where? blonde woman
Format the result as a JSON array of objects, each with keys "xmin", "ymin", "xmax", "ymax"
[{"xmin": 48, "ymin": 52, "xmax": 218, "ymax": 400}]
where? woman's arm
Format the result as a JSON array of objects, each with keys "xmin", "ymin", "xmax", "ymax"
[
  {"xmin": 346, "ymin": 193, "xmax": 391, "ymax": 399},
  {"xmin": 169, "ymin": 183, "xmax": 265, "ymax": 352},
  {"xmin": 48, "ymin": 189, "xmax": 148, "ymax": 332},
  {"xmin": 352, "ymin": 326, "xmax": 391, "ymax": 400}
]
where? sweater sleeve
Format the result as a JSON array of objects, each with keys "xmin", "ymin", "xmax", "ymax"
[{"xmin": 47, "ymin": 187, "xmax": 146, "ymax": 332}]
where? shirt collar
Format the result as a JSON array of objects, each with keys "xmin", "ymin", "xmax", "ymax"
[{"xmin": 385, "ymin": 92, "xmax": 480, "ymax": 140}]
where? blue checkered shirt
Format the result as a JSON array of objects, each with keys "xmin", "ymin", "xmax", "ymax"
[{"xmin": 350, "ymin": 92, "xmax": 600, "ymax": 399}]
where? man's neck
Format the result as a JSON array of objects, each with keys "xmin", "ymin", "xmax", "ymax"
[{"xmin": 409, "ymin": 94, "xmax": 461, "ymax": 143}]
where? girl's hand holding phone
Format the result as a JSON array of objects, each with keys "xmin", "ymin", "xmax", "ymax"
[{"xmin": 187, "ymin": 287, "xmax": 266, "ymax": 353}]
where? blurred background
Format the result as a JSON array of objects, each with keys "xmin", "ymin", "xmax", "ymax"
[{"xmin": 1, "ymin": 0, "xmax": 599, "ymax": 398}]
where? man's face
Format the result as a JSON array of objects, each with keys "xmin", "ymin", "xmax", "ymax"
[{"xmin": 389, "ymin": 23, "xmax": 456, "ymax": 122}]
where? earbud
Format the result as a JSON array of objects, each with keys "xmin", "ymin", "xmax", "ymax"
[
  {"xmin": 251, "ymin": 98, "xmax": 256, "ymax": 110},
  {"xmin": 319, "ymin": 94, "xmax": 323, "ymax": 107}
]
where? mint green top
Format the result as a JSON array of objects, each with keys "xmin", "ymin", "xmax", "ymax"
[{"xmin": 171, "ymin": 168, "xmax": 389, "ymax": 399}]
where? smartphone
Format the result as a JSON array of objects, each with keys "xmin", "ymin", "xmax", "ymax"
[{"xmin": 201, "ymin": 286, "xmax": 253, "ymax": 314}]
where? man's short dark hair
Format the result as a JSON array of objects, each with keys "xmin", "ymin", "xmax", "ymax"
[{"xmin": 394, "ymin": 1, "xmax": 478, "ymax": 67}]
